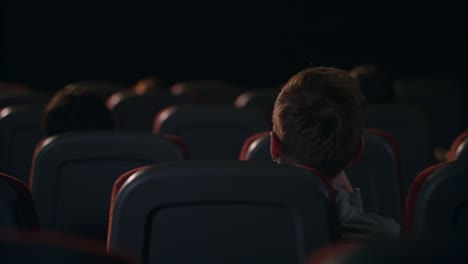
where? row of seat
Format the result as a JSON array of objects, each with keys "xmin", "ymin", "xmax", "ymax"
[
  {"xmin": 3, "ymin": 127, "xmax": 467, "ymax": 238},
  {"xmin": 0, "ymin": 102, "xmax": 465, "ymax": 201},
  {"xmin": 175, "ymin": 79, "xmax": 466, "ymax": 150},
  {"xmin": 110, "ymin": 92, "xmax": 434, "ymax": 197},
  {"xmin": 1, "ymin": 79, "xmax": 465, "ymax": 151},
  {"xmin": 0, "ymin": 101, "xmax": 461, "ymax": 193},
  {"xmin": 0, "ymin": 81, "xmax": 465, "ymax": 263},
  {"xmin": 3, "ymin": 78, "xmax": 465, "ymax": 148},
  {"xmin": 1, "ymin": 159, "xmax": 466, "ymax": 263},
  {"xmin": 1, "ymin": 128, "xmax": 397, "ymax": 241}
]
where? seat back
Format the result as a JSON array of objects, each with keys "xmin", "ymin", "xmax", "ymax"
[
  {"xmin": 0, "ymin": 92, "xmax": 49, "ymax": 109},
  {"xmin": 396, "ymin": 79, "xmax": 467, "ymax": 149},
  {"xmin": 234, "ymin": 89, "xmax": 279, "ymax": 120},
  {"xmin": 403, "ymin": 161, "xmax": 468, "ymax": 237},
  {"xmin": 108, "ymin": 161, "xmax": 338, "ymax": 264},
  {"xmin": 171, "ymin": 80, "xmax": 244, "ymax": 104},
  {"xmin": 30, "ymin": 131, "xmax": 185, "ymax": 240},
  {"xmin": 0, "ymin": 232, "xmax": 134, "ymax": 264},
  {"xmin": 108, "ymin": 91, "xmax": 188, "ymax": 131},
  {"xmin": 239, "ymin": 131, "xmax": 271, "ymax": 161},
  {"xmin": 0, "ymin": 173, "xmax": 38, "ymax": 230},
  {"xmin": 66, "ymin": 81, "xmax": 130, "ymax": 99},
  {"xmin": 346, "ymin": 131, "xmax": 401, "ymax": 221},
  {"xmin": 0, "ymin": 105, "xmax": 45, "ymax": 183},
  {"xmin": 240, "ymin": 130, "xmax": 401, "ymax": 220},
  {"xmin": 447, "ymin": 131, "xmax": 468, "ymax": 161},
  {"xmin": 155, "ymin": 106, "xmax": 270, "ymax": 159},
  {"xmin": 366, "ymin": 104, "xmax": 432, "ymax": 196}
]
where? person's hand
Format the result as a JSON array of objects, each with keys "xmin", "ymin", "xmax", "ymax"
[{"xmin": 333, "ymin": 171, "xmax": 354, "ymax": 193}]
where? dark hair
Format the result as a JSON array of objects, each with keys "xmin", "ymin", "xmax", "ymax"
[
  {"xmin": 272, "ymin": 67, "xmax": 364, "ymax": 177},
  {"xmin": 350, "ymin": 64, "xmax": 394, "ymax": 103},
  {"xmin": 44, "ymin": 85, "xmax": 114, "ymax": 137}
]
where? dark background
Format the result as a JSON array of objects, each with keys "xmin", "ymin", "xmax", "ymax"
[{"xmin": 1, "ymin": 0, "xmax": 465, "ymax": 91}]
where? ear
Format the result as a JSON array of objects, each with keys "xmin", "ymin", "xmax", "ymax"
[
  {"xmin": 350, "ymin": 137, "xmax": 364, "ymax": 163},
  {"xmin": 270, "ymin": 131, "xmax": 281, "ymax": 163}
]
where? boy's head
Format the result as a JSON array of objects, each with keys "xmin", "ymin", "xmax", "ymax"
[
  {"xmin": 271, "ymin": 67, "xmax": 364, "ymax": 177},
  {"xmin": 44, "ymin": 85, "xmax": 114, "ymax": 137}
]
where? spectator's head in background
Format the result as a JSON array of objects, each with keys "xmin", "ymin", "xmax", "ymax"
[
  {"xmin": 133, "ymin": 77, "xmax": 167, "ymax": 95},
  {"xmin": 271, "ymin": 67, "xmax": 365, "ymax": 178},
  {"xmin": 44, "ymin": 85, "xmax": 114, "ymax": 137},
  {"xmin": 350, "ymin": 64, "xmax": 395, "ymax": 103}
]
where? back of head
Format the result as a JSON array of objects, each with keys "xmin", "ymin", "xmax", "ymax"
[
  {"xmin": 349, "ymin": 64, "xmax": 394, "ymax": 103},
  {"xmin": 272, "ymin": 67, "xmax": 364, "ymax": 177},
  {"xmin": 133, "ymin": 77, "xmax": 166, "ymax": 95},
  {"xmin": 44, "ymin": 86, "xmax": 114, "ymax": 137}
]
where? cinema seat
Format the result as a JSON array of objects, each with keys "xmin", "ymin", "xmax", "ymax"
[
  {"xmin": 0, "ymin": 173, "xmax": 38, "ymax": 230},
  {"xmin": 30, "ymin": 131, "xmax": 186, "ymax": 241},
  {"xmin": 396, "ymin": 79, "xmax": 466, "ymax": 149},
  {"xmin": 0, "ymin": 232, "xmax": 135, "ymax": 264},
  {"xmin": 234, "ymin": 89, "xmax": 280, "ymax": 119},
  {"xmin": 239, "ymin": 131, "xmax": 271, "ymax": 161},
  {"xmin": 108, "ymin": 160, "xmax": 338, "ymax": 264},
  {"xmin": 66, "ymin": 81, "xmax": 130, "ymax": 99},
  {"xmin": 447, "ymin": 130, "xmax": 468, "ymax": 161},
  {"xmin": 346, "ymin": 130, "xmax": 401, "ymax": 221},
  {"xmin": 402, "ymin": 161, "xmax": 467, "ymax": 237},
  {"xmin": 366, "ymin": 104, "xmax": 432, "ymax": 196},
  {"xmin": 0, "ymin": 105, "xmax": 45, "ymax": 184},
  {"xmin": 154, "ymin": 105, "xmax": 270, "ymax": 159},
  {"xmin": 108, "ymin": 91, "xmax": 187, "ymax": 131},
  {"xmin": 0, "ymin": 91, "xmax": 49, "ymax": 109},
  {"xmin": 170, "ymin": 80, "xmax": 244, "ymax": 104},
  {"xmin": 240, "ymin": 130, "xmax": 401, "ymax": 220}
]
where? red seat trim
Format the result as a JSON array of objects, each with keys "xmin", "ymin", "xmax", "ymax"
[
  {"xmin": 364, "ymin": 128, "xmax": 404, "ymax": 211},
  {"xmin": 447, "ymin": 131, "xmax": 468, "ymax": 161},
  {"xmin": 107, "ymin": 166, "xmax": 147, "ymax": 248},
  {"xmin": 0, "ymin": 173, "xmax": 39, "ymax": 228},
  {"xmin": 163, "ymin": 134, "xmax": 189, "ymax": 159},
  {"xmin": 239, "ymin": 131, "xmax": 270, "ymax": 160},
  {"xmin": 401, "ymin": 162, "xmax": 449, "ymax": 236}
]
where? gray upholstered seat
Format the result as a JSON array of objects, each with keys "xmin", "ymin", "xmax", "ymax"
[
  {"xmin": 108, "ymin": 160, "xmax": 338, "ymax": 264},
  {"xmin": 108, "ymin": 91, "xmax": 187, "ymax": 131},
  {"xmin": 365, "ymin": 104, "xmax": 432, "ymax": 196},
  {"xmin": 0, "ymin": 105, "xmax": 45, "ymax": 184},
  {"xmin": 0, "ymin": 173, "xmax": 38, "ymax": 230},
  {"xmin": 154, "ymin": 105, "xmax": 270, "ymax": 159},
  {"xmin": 30, "ymin": 131, "xmax": 185, "ymax": 241},
  {"xmin": 403, "ymin": 161, "xmax": 468, "ymax": 237}
]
